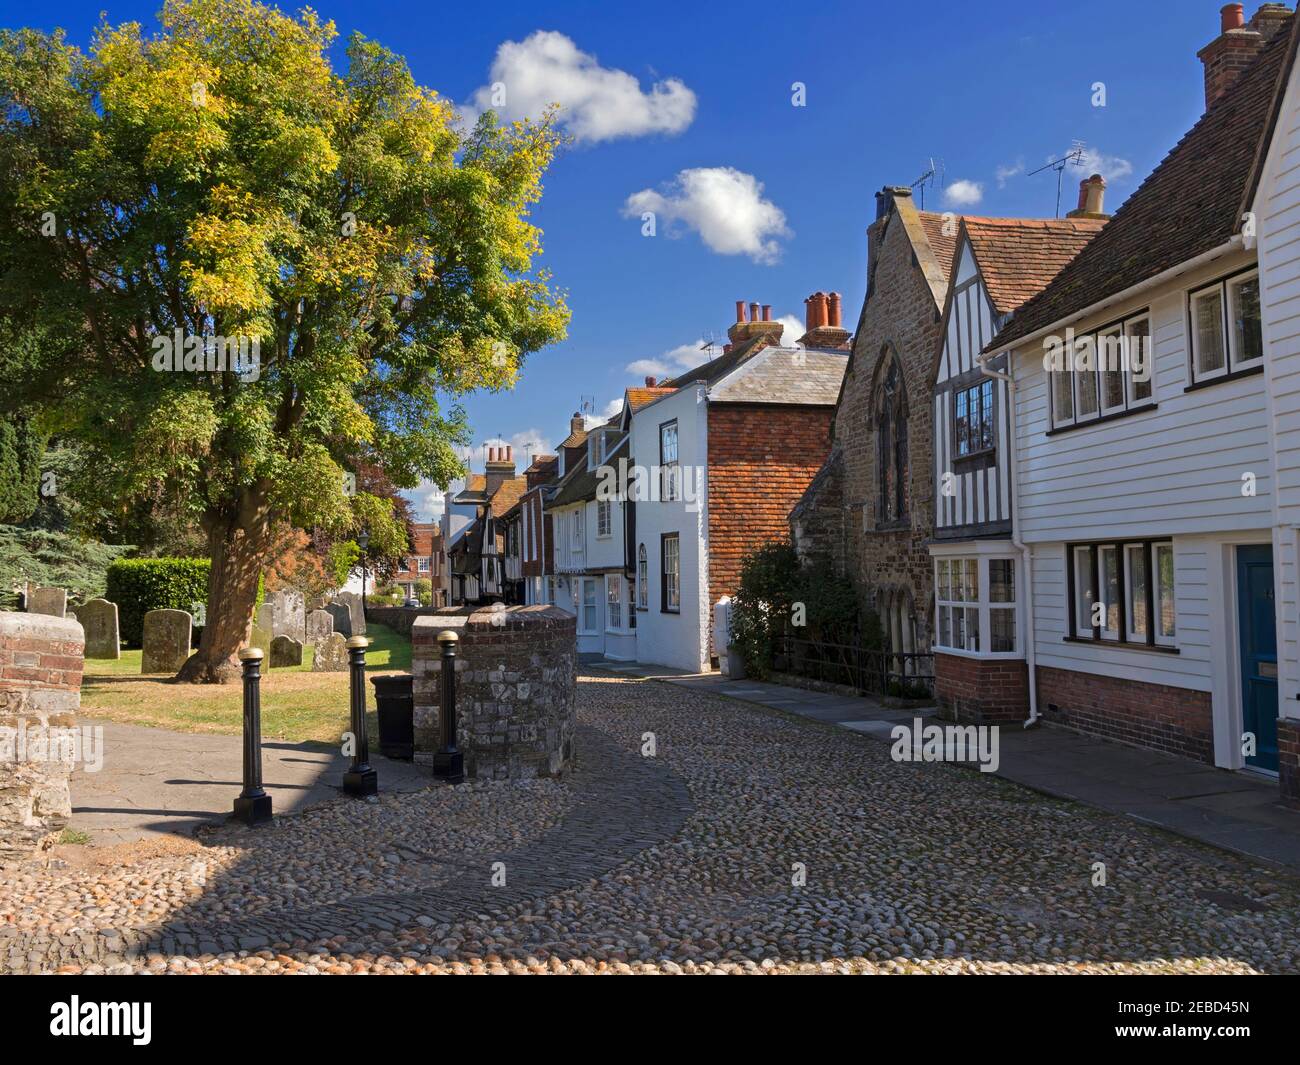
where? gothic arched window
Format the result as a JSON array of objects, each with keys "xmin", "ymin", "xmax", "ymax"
[{"xmin": 876, "ymin": 351, "xmax": 909, "ymax": 524}]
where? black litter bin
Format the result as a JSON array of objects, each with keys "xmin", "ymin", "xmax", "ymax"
[{"xmin": 369, "ymin": 674, "xmax": 414, "ymax": 760}]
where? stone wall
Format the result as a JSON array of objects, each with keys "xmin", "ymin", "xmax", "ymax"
[
  {"xmin": 0, "ymin": 612, "xmax": 84, "ymax": 859},
  {"xmin": 365, "ymin": 605, "xmax": 449, "ymax": 637},
  {"xmin": 411, "ymin": 605, "xmax": 576, "ymax": 780},
  {"xmin": 795, "ymin": 189, "xmax": 946, "ymax": 650}
]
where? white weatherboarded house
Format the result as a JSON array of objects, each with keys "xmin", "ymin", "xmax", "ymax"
[{"xmin": 980, "ymin": 7, "xmax": 1297, "ymax": 800}]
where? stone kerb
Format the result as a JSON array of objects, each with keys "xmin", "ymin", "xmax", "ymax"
[
  {"xmin": 412, "ymin": 605, "xmax": 576, "ymax": 780},
  {"xmin": 0, "ymin": 612, "xmax": 85, "ymax": 859}
]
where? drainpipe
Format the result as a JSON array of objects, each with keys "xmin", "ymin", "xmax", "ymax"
[{"xmin": 977, "ymin": 348, "xmax": 1039, "ymax": 728}]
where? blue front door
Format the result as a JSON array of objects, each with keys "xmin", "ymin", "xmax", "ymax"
[{"xmin": 1236, "ymin": 545, "xmax": 1278, "ymax": 772}]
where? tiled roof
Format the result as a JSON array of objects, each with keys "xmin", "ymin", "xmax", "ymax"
[
  {"xmin": 488, "ymin": 475, "xmax": 527, "ymax": 514},
  {"xmin": 454, "ymin": 473, "xmax": 487, "ymax": 503},
  {"xmin": 664, "ymin": 333, "xmax": 774, "ymax": 389},
  {"xmin": 917, "ymin": 210, "xmax": 961, "ymax": 283},
  {"xmin": 625, "ymin": 386, "xmax": 677, "ymax": 412},
  {"xmin": 557, "ymin": 425, "xmax": 589, "ymax": 449},
  {"xmin": 709, "ymin": 346, "xmax": 848, "ymax": 405},
  {"xmin": 962, "ymin": 216, "xmax": 1108, "ymax": 315},
  {"xmin": 523, "ymin": 454, "xmax": 557, "ymax": 474},
  {"xmin": 990, "ymin": 17, "xmax": 1298, "ymax": 350}
]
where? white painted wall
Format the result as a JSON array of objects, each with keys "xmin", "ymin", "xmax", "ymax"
[
  {"xmin": 1257, "ymin": 48, "xmax": 1300, "ymax": 719},
  {"xmin": 628, "ymin": 384, "xmax": 711, "ymax": 672}
]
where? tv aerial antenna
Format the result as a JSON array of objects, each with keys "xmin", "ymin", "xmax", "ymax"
[
  {"xmin": 1029, "ymin": 140, "xmax": 1087, "ymax": 218},
  {"xmin": 911, "ymin": 158, "xmax": 944, "ymax": 210},
  {"xmin": 700, "ymin": 330, "xmax": 720, "ymax": 359},
  {"xmin": 579, "ymin": 394, "xmax": 595, "ymax": 419}
]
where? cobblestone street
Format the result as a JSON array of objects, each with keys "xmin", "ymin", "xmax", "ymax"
[{"xmin": 4, "ymin": 673, "xmax": 1299, "ymax": 975}]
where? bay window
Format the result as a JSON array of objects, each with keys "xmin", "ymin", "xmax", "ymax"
[{"xmin": 934, "ymin": 554, "xmax": 1018, "ymax": 655}]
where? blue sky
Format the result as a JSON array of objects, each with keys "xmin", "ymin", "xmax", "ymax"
[{"xmin": 5, "ymin": 0, "xmax": 1227, "ymax": 517}]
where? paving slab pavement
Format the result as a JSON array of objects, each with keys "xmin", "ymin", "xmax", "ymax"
[{"xmin": 70, "ymin": 718, "xmax": 432, "ymax": 845}]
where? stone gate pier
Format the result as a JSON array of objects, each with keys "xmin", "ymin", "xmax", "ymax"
[
  {"xmin": 0, "ymin": 612, "xmax": 84, "ymax": 859},
  {"xmin": 411, "ymin": 605, "xmax": 576, "ymax": 780}
]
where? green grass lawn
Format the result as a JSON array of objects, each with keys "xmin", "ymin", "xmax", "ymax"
[{"xmin": 80, "ymin": 621, "xmax": 411, "ymax": 746}]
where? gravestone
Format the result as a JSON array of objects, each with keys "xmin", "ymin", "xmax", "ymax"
[
  {"xmin": 76, "ymin": 598, "xmax": 120, "ymax": 660},
  {"xmin": 28, "ymin": 587, "xmax": 67, "ymax": 618},
  {"xmin": 256, "ymin": 603, "xmax": 274, "ymax": 632},
  {"xmin": 326, "ymin": 601, "xmax": 353, "ymax": 638},
  {"xmin": 305, "ymin": 609, "xmax": 334, "ymax": 643},
  {"xmin": 269, "ymin": 634, "xmax": 303, "ymax": 668},
  {"xmin": 268, "ymin": 589, "xmax": 306, "ymax": 643},
  {"xmin": 141, "ymin": 609, "xmax": 192, "ymax": 673},
  {"xmin": 333, "ymin": 591, "xmax": 366, "ymax": 636},
  {"xmin": 311, "ymin": 632, "xmax": 348, "ymax": 672},
  {"xmin": 249, "ymin": 621, "xmax": 272, "ymax": 654}
]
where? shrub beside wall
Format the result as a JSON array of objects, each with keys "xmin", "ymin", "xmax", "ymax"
[{"xmin": 105, "ymin": 558, "xmax": 264, "ymax": 647}]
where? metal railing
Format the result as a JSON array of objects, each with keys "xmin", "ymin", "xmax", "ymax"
[{"xmin": 771, "ymin": 632, "xmax": 934, "ymax": 699}]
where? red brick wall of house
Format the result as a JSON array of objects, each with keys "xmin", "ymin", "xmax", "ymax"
[
  {"xmin": 935, "ymin": 652, "xmax": 1029, "ymax": 724},
  {"xmin": 393, "ymin": 523, "xmax": 438, "ymax": 586},
  {"xmin": 707, "ymin": 403, "xmax": 834, "ymax": 606},
  {"xmin": 1279, "ymin": 718, "xmax": 1300, "ymax": 807},
  {"xmin": 1036, "ymin": 665, "xmax": 1215, "ymax": 764}
]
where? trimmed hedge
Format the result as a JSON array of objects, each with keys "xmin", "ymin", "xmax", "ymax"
[{"xmin": 105, "ymin": 558, "xmax": 264, "ymax": 648}]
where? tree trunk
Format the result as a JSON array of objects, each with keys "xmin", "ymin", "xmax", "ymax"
[{"xmin": 175, "ymin": 491, "xmax": 273, "ymax": 684}]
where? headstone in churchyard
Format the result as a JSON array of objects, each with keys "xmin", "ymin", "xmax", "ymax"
[
  {"xmin": 141, "ymin": 609, "xmax": 192, "ymax": 673},
  {"xmin": 333, "ymin": 591, "xmax": 366, "ymax": 636},
  {"xmin": 311, "ymin": 632, "xmax": 348, "ymax": 672},
  {"xmin": 256, "ymin": 603, "xmax": 274, "ymax": 631},
  {"xmin": 28, "ymin": 586, "xmax": 67, "ymax": 618},
  {"xmin": 76, "ymin": 598, "xmax": 120, "ymax": 659},
  {"xmin": 326, "ymin": 602, "xmax": 352, "ymax": 637},
  {"xmin": 268, "ymin": 589, "xmax": 306, "ymax": 643},
  {"xmin": 269, "ymin": 634, "xmax": 303, "ymax": 668},
  {"xmin": 305, "ymin": 609, "xmax": 334, "ymax": 643},
  {"xmin": 249, "ymin": 621, "xmax": 272, "ymax": 654}
]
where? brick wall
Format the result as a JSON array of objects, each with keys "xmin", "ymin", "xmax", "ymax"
[
  {"xmin": 0, "ymin": 612, "xmax": 84, "ymax": 859},
  {"xmin": 707, "ymin": 402, "xmax": 834, "ymax": 604},
  {"xmin": 411, "ymin": 604, "xmax": 576, "ymax": 780},
  {"xmin": 935, "ymin": 652, "xmax": 1029, "ymax": 724},
  {"xmin": 1280, "ymin": 718, "xmax": 1300, "ymax": 807},
  {"xmin": 1037, "ymin": 665, "xmax": 1214, "ymax": 764}
]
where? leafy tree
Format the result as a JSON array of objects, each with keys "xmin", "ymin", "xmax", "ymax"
[
  {"xmin": 0, "ymin": 525, "xmax": 131, "ymax": 608},
  {"xmin": 0, "ymin": 413, "xmax": 43, "ymax": 524},
  {"xmin": 0, "ymin": 0, "xmax": 569, "ymax": 681}
]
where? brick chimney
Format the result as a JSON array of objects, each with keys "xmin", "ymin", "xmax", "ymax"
[
  {"xmin": 484, "ymin": 443, "xmax": 516, "ymax": 497},
  {"xmin": 1199, "ymin": 4, "xmax": 1292, "ymax": 111},
  {"xmin": 1066, "ymin": 174, "xmax": 1109, "ymax": 219},
  {"xmin": 797, "ymin": 290, "xmax": 852, "ymax": 350},
  {"xmin": 726, "ymin": 298, "xmax": 786, "ymax": 346}
]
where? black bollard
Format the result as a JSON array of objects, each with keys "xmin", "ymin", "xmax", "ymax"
[
  {"xmin": 233, "ymin": 647, "xmax": 272, "ymax": 825},
  {"xmin": 432, "ymin": 629, "xmax": 464, "ymax": 784},
  {"xmin": 343, "ymin": 635, "xmax": 378, "ymax": 796}
]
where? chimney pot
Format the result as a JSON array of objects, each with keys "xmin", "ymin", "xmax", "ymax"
[
  {"xmin": 762, "ymin": 304, "xmax": 772, "ymax": 322},
  {"xmin": 645, "ymin": 375, "xmax": 656, "ymax": 387},
  {"xmin": 735, "ymin": 299, "xmax": 746, "ymax": 323},
  {"xmin": 1222, "ymin": 2, "xmax": 1244, "ymax": 32},
  {"xmin": 828, "ymin": 292, "xmax": 842, "ymax": 328},
  {"xmin": 749, "ymin": 302, "xmax": 760, "ymax": 324},
  {"xmin": 505, "ymin": 445, "xmax": 512, "ymax": 462}
]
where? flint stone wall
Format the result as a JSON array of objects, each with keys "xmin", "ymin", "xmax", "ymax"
[
  {"xmin": 412, "ymin": 605, "xmax": 576, "ymax": 781},
  {"xmin": 0, "ymin": 612, "xmax": 84, "ymax": 859}
]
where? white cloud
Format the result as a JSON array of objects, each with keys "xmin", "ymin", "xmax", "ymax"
[
  {"xmin": 944, "ymin": 179, "xmax": 984, "ymax": 207},
  {"xmin": 463, "ymin": 31, "xmax": 696, "ymax": 143},
  {"xmin": 995, "ymin": 160, "xmax": 1024, "ymax": 188},
  {"xmin": 1076, "ymin": 148, "xmax": 1133, "ymax": 184},
  {"xmin": 626, "ymin": 339, "xmax": 709, "ymax": 380},
  {"xmin": 777, "ymin": 314, "xmax": 805, "ymax": 347},
  {"xmin": 599, "ymin": 397, "xmax": 624, "ymax": 421},
  {"xmin": 623, "ymin": 167, "xmax": 791, "ymax": 264}
]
